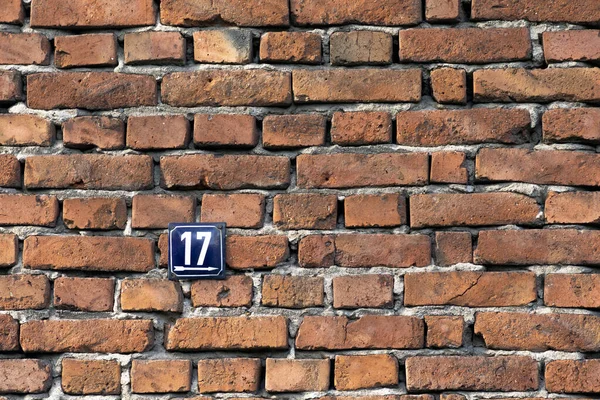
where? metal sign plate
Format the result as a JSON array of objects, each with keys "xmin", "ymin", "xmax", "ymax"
[{"xmin": 168, "ymin": 223, "xmax": 226, "ymax": 280}]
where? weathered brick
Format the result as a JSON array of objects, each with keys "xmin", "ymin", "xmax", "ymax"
[
  {"xmin": 290, "ymin": 0, "xmax": 422, "ymax": 25},
  {"xmin": 0, "ymin": 114, "xmax": 55, "ymax": 146},
  {"xmin": 543, "ymin": 108, "xmax": 600, "ymax": 144},
  {"xmin": 293, "ymin": 69, "xmax": 421, "ymax": 103},
  {"xmin": 31, "ymin": 0, "xmax": 156, "ymax": 28},
  {"xmin": 266, "ymin": 358, "xmax": 329, "ymax": 392},
  {"xmin": 127, "ymin": 115, "xmax": 190, "ymax": 150},
  {"xmin": 54, "ymin": 277, "xmax": 115, "ymax": 312},
  {"xmin": 262, "ymin": 275, "xmax": 324, "ymax": 308},
  {"xmin": 0, "ymin": 234, "xmax": 18, "ymax": 268},
  {"xmin": 63, "ymin": 198, "xmax": 127, "ymax": 230},
  {"xmin": 161, "ymin": 154, "xmax": 290, "ymax": 189},
  {"xmin": 425, "ymin": 316, "xmax": 464, "ymax": 348},
  {"xmin": 545, "ymin": 273, "xmax": 600, "ymax": 308},
  {"xmin": 333, "ymin": 275, "xmax": 394, "ymax": 309},
  {"xmin": 430, "ymin": 152, "xmax": 468, "ymax": 184},
  {"xmin": 263, "ymin": 114, "xmax": 326, "ymax": 149},
  {"xmin": 201, "ymin": 193, "xmax": 264, "ymax": 228},
  {"xmin": 0, "ymin": 71, "xmax": 22, "ymax": 103},
  {"xmin": 476, "ymin": 148, "xmax": 600, "ymax": 187},
  {"xmin": 331, "ymin": 111, "xmax": 392, "ymax": 146},
  {"xmin": 273, "ymin": 193, "xmax": 337, "ymax": 230},
  {"xmin": 124, "ymin": 31, "xmax": 186, "ymax": 65},
  {"xmin": 405, "ymin": 356, "xmax": 538, "ymax": 391},
  {"xmin": 227, "ymin": 235, "xmax": 289, "ymax": 269},
  {"xmin": 330, "ymin": 31, "xmax": 393, "ymax": 65},
  {"xmin": 0, "ymin": 0, "xmax": 24, "ymax": 24},
  {"xmin": 131, "ymin": 360, "xmax": 191, "ymax": 393},
  {"xmin": 26, "ymin": 154, "xmax": 152, "ymax": 190},
  {"xmin": 543, "ymin": 30, "xmax": 600, "ymax": 63},
  {"xmin": 0, "ymin": 155, "xmax": 20, "ymax": 188},
  {"xmin": 426, "ymin": 0, "xmax": 460, "ymax": 21},
  {"xmin": 194, "ymin": 30, "xmax": 252, "ymax": 64},
  {"xmin": 165, "ymin": 316, "xmax": 288, "ymax": 350},
  {"xmin": 191, "ymin": 275, "xmax": 253, "ymax": 307},
  {"xmin": 345, "ymin": 194, "xmax": 406, "ymax": 228},
  {"xmin": 63, "ymin": 116, "xmax": 125, "ymax": 150},
  {"xmin": 397, "ymin": 109, "xmax": 531, "ymax": 146},
  {"xmin": 27, "ymin": 73, "xmax": 157, "ymax": 110},
  {"xmin": 335, "ymin": 234, "xmax": 431, "ymax": 267},
  {"xmin": 194, "ymin": 114, "xmax": 258, "ymax": 147},
  {"xmin": 0, "ymin": 33, "xmax": 50, "ymax": 65},
  {"xmin": 162, "ymin": 70, "xmax": 292, "ymax": 106},
  {"xmin": 296, "ymin": 315, "xmax": 424, "ymax": 350},
  {"xmin": 546, "ymin": 360, "xmax": 600, "ymax": 393},
  {"xmin": 472, "ymin": 0, "xmax": 600, "ymax": 24},
  {"xmin": 0, "ymin": 359, "xmax": 52, "ymax": 394},
  {"xmin": 0, "ymin": 314, "xmax": 19, "ymax": 351},
  {"xmin": 121, "ymin": 279, "xmax": 183, "ymax": 312},
  {"xmin": 335, "ymin": 354, "xmax": 398, "ymax": 390},
  {"xmin": 132, "ymin": 195, "xmax": 196, "ymax": 229},
  {"xmin": 62, "ymin": 359, "xmax": 120, "ymax": 395},
  {"xmin": 158, "ymin": 233, "xmax": 168, "ymax": 267},
  {"xmin": 260, "ymin": 32, "xmax": 322, "ymax": 63},
  {"xmin": 0, "ymin": 275, "xmax": 50, "ymax": 310},
  {"xmin": 297, "ymin": 153, "xmax": 429, "ymax": 188},
  {"xmin": 546, "ymin": 191, "xmax": 600, "ymax": 224},
  {"xmin": 434, "ymin": 231, "xmax": 472, "ymax": 265},
  {"xmin": 198, "ymin": 358, "xmax": 260, "ymax": 393},
  {"xmin": 404, "ymin": 272, "xmax": 536, "ymax": 306},
  {"xmin": 24, "ymin": 236, "xmax": 155, "ymax": 272},
  {"xmin": 0, "ymin": 195, "xmax": 58, "ymax": 227},
  {"xmin": 400, "ymin": 28, "xmax": 531, "ymax": 63},
  {"xmin": 160, "ymin": 0, "xmax": 290, "ymax": 26},
  {"xmin": 20, "ymin": 319, "xmax": 153, "ymax": 353},
  {"xmin": 474, "ymin": 68, "xmax": 600, "ymax": 103},
  {"xmin": 298, "ymin": 235, "xmax": 335, "ymax": 267},
  {"xmin": 55, "ymin": 34, "xmax": 118, "ymax": 68},
  {"xmin": 430, "ymin": 68, "xmax": 467, "ymax": 104}
]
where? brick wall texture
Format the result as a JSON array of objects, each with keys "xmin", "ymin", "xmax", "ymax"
[{"xmin": 1, "ymin": 0, "xmax": 600, "ymax": 398}]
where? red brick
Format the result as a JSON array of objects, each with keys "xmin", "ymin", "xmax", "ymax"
[
  {"xmin": 0, "ymin": 71, "xmax": 22, "ymax": 102},
  {"xmin": 335, "ymin": 354, "xmax": 398, "ymax": 390},
  {"xmin": 404, "ymin": 272, "xmax": 536, "ymax": 306},
  {"xmin": 400, "ymin": 28, "xmax": 530, "ymax": 63},
  {"xmin": 434, "ymin": 231, "xmax": 472, "ymax": 265},
  {"xmin": 430, "ymin": 68, "xmax": 467, "ymax": 104},
  {"xmin": 405, "ymin": 356, "xmax": 538, "ymax": 391},
  {"xmin": 425, "ymin": 316, "xmax": 464, "ymax": 348},
  {"xmin": 430, "ymin": 152, "xmax": 468, "ymax": 184},
  {"xmin": 158, "ymin": 233, "xmax": 168, "ymax": 267},
  {"xmin": 543, "ymin": 108, "xmax": 600, "ymax": 144},
  {"xmin": 476, "ymin": 148, "xmax": 600, "ymax": 187},
  {"xmin": 31, "ymin": 0, "xmax": 156, "ymax": 28},
  {"xmin": 426, "ymin": 0, "xmax": 460, "ymax": 21},
  {"xmin": 194, "ymin": 30, "xmax": 252, "ymax": 64},
  {"xmin": 0, "ymin": 234, "xmax": 18, "ymax": 267},
  {"xmin": 201, "ymin": 193, "xmax": 264, "ymax": 228},
  {"xmin": 194, "ymin": 114, "xmax": 258, "ymax": 148},
  {"xmin": 345, "ymin": 194, "xmax": 405, "ymax": 228},
  {"xmin": 397, "ymin": 109, "xmax": 531, "ymax": 146},
  {"xmin": 297, "ymin": 315, "xmax": 424, "ymax": 350},
  {"xmin": 162, "ymin": 70, "xmax": 291, "ymax": 106},
  {"xmin": 546, "ymin": 360, "xmax": 600, "ymax": 393},
  {"xmin": 24, "ymin": 236, "xmax": 155, "ymax": 272},
  {"xmin": 290, "ymin": 0, "xmax": 421, "ymax": 25},
  {"xmin": 546, "ymin": 191, "xmax": 600, "ymax": 224},
  {"xmin": 266, "ymin": 358, "xmax": 329, "ymax": 392},
  {"xmin": 474, "ymin": 68, "xmax": 600, "ymax": 103},
  {"xmin": 0, "ymin": 314, "xmax": 19, "ymax": 351},
  {"xmin": 0, "ymin": 114, "xmax": 55, "ymax": 146},
  {"xmin": 260, "ymin": 32, "xmax": 322, "ymax": 63},
  {"xmin": 0, "ymin": 33, "xmax": 50, "ymax": 65},
  {"xmin": 55, "ymin": 34, "xmax": 118, "ymax": 68},
  {"xmin": 297, "ymin": 153, "xmax": 428, "ymax": 188},
  {"xmin": 62, "ymin": 359, "xmax": 120, "ymax": 395},
  {"xmin": 0, "ymin": 0, "xmax": 24, "ymax": 24},
  {"xmin": 161, "ymin": 154, "xmax": 290, "ymax": 189},
  {"xmin": 20, "ymin": 319, "xmax": 153, "ymax": 353},
  {"xmin": 333, "ymin": 275, "xmax": 394, "ymax": 309},
  {"xmin": 298, "ymin": 235, "xmax": 335, "ymax": 267},
  {"xmin": 131, "ymin": 360, "xmax": 191, "ymax": 393},
  {"xmin": 165, "ymin": 316, "xmax": 288, "ymax": 350},
  {"xmin": 543, "ymin": 30, "xmax": 600, "ymax": 63},
  {"xmin": 124, "ymin": 31, "xmax": 185, "ymax": 65},
  {"xmin": 331, "ymin": 111, "xmax": 392, "ymax": 145},
  {"xmin": 27, "ymin": 73, "xmax": 157, "ymax": 110},
  {"xmin": 273, "ymin": 193, "xmax": 337, "ymax": 230},
  {"xmin": 121, "ymin": 279, "xmax": 183, "ymax": 312},
  {"xmin": 0, "ymin": 155, "xmax": 20, "ymax": 188},
  {"xmin": 0, "ymin": 359, "xmax": 52, "ymax": 394},
  {"xmin": 0, "ymin": 275, "xmax": 50, "ymax": 310},
  {"xmin": 227, "ymin": 235, "xmax": 289, "ymax": 269},
  {"xmin": 0, "ymin": 195, "xmax": 58, "ymax": 227},
  {"xmin": 472, "ymin": 0, "xmax": 600, "ymax": 24},
  {"xmin": 545, "ymin": 273, "xmax": 600, "ymax": 309},
  {"xmin": 262, "ymin": 275, "xmax": 324, "ymax": 308},
  {"xmin": 191, "ymin": 275, "xmax": 253, "ymax": 307},
  {"xmin": 335, "ymin": 234, "xmax": 431, "ymax": 267},
  {"xmin": 160, "ymin": 0, "xmax": 290, "ymax": 26},
  {"xmin": 293, "ymin": 69, "xmax": 421, "ymax": 103},
  {"xmin": 132, "ymin": 195, "xmax": 195, "ymax": 229},
  {"xmin": 198, "ymin": 358, "xmax": 260, "ymax": 393},
  {"xmin": 330, "ymin": 31, "xmax": 393, "ymax": 65},
  {"xmin": 54, "ymin": 277, "xmax": 115, "ymax": 312},
  {"xmin": 127, "ymin": 115, "xmax": 190, "ymax": 150},
  {"xmin": 63, "ymin": 116, "xmax": 125, "ymax": 149},
  {"xmin": 63, "ymin": 197, "xmax": 127, "ymax": 230},
  {"xmin": 262, "ymin": 114, "xmax": 326, "ymax": 149}
]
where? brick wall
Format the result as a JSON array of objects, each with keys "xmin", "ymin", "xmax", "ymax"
[{"xmin": 1, "ymin": 0, "xmax": 600, "ymax": 398}]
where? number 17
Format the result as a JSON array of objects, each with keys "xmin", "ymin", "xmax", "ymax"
[{"xmin": 181, "ymin": 231, "xmax": 212, "ymax": 266}]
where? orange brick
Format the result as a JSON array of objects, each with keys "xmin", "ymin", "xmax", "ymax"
[
  {"xmin": 298, "ymin": 235, "xmax": 335, "ymax": 267},
  {"xmin": 131, "ymin": 360, "xmax": 192, "ymax": 393},
  {"xmin": 227, "ymin": 235, "xmax": 289, "ymax": 269},
  {"xmin": 62, "ymin": 359, "xmax": 120, "ymax": 395},
  {"xmin": 335, "ymin": 354, "xmax": 398, "ymax": 390},
  {"xmin": 201, "ymin": 193, "xmax": 265, "ymax": 228},
  {"xmin": 431, "ymin": 152, "xmax": 469, "ymax": 184},
  {"xmin": 0, "ymin": 359, "xmax": 52, "ymax": 394},
  {"xmin": 0, "ymin": 234, "xmax": 18, "ymax": 267},
  {"xmin": 0, "ymin": 33, "xmax": 50, "ymax": 65},
  {"xmin": 0, "ymin": 195, "xmax": 58, "ymax": 227},
  {"xmin": 0, "ymin": 0, "xmax": 24, "ymax": 24},
  {"xmin": 63, "ymin": 198, "xmax": 127, "ymax": 230},
  {"xmin": 194, "ymin": 114, "xmax": 258, "ymax": 147},
  {"xmin": 132, "ymin": 195, "xmax": 196, "ymax": 229},
  {"xmin": 55, "ymin": 34, "xmax": 118, "ymax": 68},
  {"xmin": 543, "ymin": 30, "xmax": 600, "ymax": 63},
  {"xmin": 263, "ymin": 114, "xmax": 326, "ymax": 149},
  {"xmin": 345, "ymin": 194, "xmax": 406, "ymax": 228},
  {"xmin": 0, "ymin": 314, "xmax": 19, "ymax": 351},
  {"xmin": 191, "ymin": 275, "xmax": 253, "ymax": 307},
  {"xmin": 262, "ymin": 275, "xmax": 324, "ymax": 308},
  {"xmin": 125, "ymin": 31, "xmax": 186, "ymax": 65},
  {"xmin": 0, "ymin": 155, "xmax": 20, "ymax": 188},
  {"xmin": 333, "ymin": 274, "xmax": 394, "ymax": 309},
  {"xmin": 435, "ymin": 231, "xmax": 472, "ymax": 266},
  {"xmin": 0, "ymin": 114, "xmax": 55, "ymax": 146},
  {"xmin": 331, "ymin": 111, "xmax": 392, "ymax": 146},
  {"xmin": 0, "ymin": 275, "xmax": 50, "ymax": 310},
  {"xmin": 62, "ymin": 116, "xmax": 125, "ymax": 150},
  {"xmin": 291, "ymin": 0, "xmax": 421, "ymax": 25},
  {"xmin": 266, "ymin": 358, "xmax": 330, "ymax": 392},
  {"xmin": 198, "ymin": 358, "xmax": 261, "ymax": 393},
  {"xmin": 120, "ymin": 279, "xmax": 183, "ymax": 312},
  {"xmin": 260, "ymin": 32, "xmax": 322, "ymax": 64},
  {"xmin": 273, "ymin": 193, "xmax": 338, "ymax": 230},
  {"xmin": 0, "ymin": 70, "xmax": 22, "ymax": 102},
  {"xmin": 431, "ymin": 68, "xmax": 467, "ymax": 104},
  {"xmin": 426, "ymin": 0, "xmax": 460, "ymax": 21},
  {"xmin": 194, "ymin": 30, "xmax": 252, "ymax": 64},
  {"xmin": 330, "ymin": 31, "xmax": 393, "ymax": 65},
  {"xmin": 54, "ymin": 277, "xmax": 114, "ymax": 312},
  {"xmin": 127, "ymin": 115, "xmax": 190, "ymax": 150},
  {"xmin": 425, "ymin": 316, "xmax": 464, "ymax": 348}
]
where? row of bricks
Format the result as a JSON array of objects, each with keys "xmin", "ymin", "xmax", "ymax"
[
  {"xmin": 1, "ymin": 107, "xmax": 599, "ymax": 148},
  {"xmin": 0, "ymin": 355, "xmax": 596, "ymax": 395},
  {"xmin": 4, "ymin": 67, "xmax": 600, "ymax": 109},
  {"xmin": 3, "ymin": 0, "xmax": 599, "ymax": 27},
  {"xmin": 0, "ymin": 270, "xmax": 596, "ymax": 311},
  {"xmin": 1, "ymin": 28, "xmax": 596, "ymax": 68}
]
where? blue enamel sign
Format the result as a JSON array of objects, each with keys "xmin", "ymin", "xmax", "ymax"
[{"xmin": 168, "ymin": 223, "xmax": 226, "ymax": 280}]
